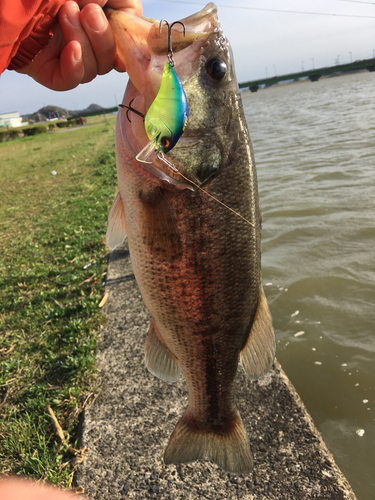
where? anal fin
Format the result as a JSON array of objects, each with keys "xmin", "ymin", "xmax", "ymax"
[
  {"xmin": 145, "ymin": 320, "xmax": 181, "ymax": 382},
  {"xmin": 106, "ymin": 192, "xmax": 127, "ymax": 250},
  {"xmin": 240, "ymin": 286, "xmax": 276, "ymax": 381}
]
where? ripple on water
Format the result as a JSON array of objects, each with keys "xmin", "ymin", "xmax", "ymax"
[{"xmin": 243, "ymin": 72, "xmax": 375, "ymax": 498}]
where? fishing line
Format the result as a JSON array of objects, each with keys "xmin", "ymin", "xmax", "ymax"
[
  {"xmin": 157, "ymin": 153, "xmax": 256, "ymax": 229},
  {"xmin": 155, "ymin": 0, "xmax": 375, "ymax": 18}
]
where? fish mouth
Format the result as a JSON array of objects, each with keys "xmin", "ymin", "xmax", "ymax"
[
  {"xmin": 106, "ymin": 3, "xmax": 219, "ymax": 90},
  {"xmin": 118, "ymin": 89, "xmax": 198, "ymax": 192}
]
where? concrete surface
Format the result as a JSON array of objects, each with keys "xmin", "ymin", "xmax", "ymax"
[{"xmin": 74, "ymin": 243, "xmax": 357, "ymax": 500}]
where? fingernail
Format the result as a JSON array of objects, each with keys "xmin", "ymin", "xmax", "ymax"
[
  {"xmin": 73, "ymin": 44, "xmax": 82, "ymax": 63},
  {"xmin": 66, "ymin": 4, "xmax": 81, "ymax": 28},
  {"xmin": 86, "ymin": 7, "xmax": 106, "ymax": 32}
]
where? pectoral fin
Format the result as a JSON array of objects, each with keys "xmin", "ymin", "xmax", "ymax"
[
  {"xmin": 240, "ymin": 287, "xmax": 276, "ymax": 381},
  {"xmin": 139, "ymin": 188, "xmax": 182, "ymax": 261},
  {"xmin": 106, "ymin": 192, "xmax": 127, "ymax": 250},
  {"xmin": 145, "ymin": 320, "xmax": 181, "ymax": 382}
]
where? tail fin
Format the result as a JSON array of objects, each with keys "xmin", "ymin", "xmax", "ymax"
[{"xmin": 164, "ymin": 411, "xmax": 253, "ymax": 474}]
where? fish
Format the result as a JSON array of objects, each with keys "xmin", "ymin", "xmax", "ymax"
[{"xmin": 105, "ymin": 2, "xmax": 276, "ymax": 474}]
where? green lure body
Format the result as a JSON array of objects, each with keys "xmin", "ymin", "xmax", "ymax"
[{"xmin": 142, "ymin": 62, "xmax": 189, "ymax": 157}]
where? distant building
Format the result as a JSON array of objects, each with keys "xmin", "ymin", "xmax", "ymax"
[{"xmin": 0, "ymin": 111, "xmax": 27, "ymax": 128}]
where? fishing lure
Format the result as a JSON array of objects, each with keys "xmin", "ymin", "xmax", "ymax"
[
  {"xmin": 121, "ymin": 20, "xmax": 189, "ymax": 165},
  {"xmin": 136, "ymin": 61, "xmax": 188, "ymax": 163}
]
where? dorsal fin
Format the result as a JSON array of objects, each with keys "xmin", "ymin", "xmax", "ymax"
[{"xmin": 240, "ymin": 287, "xmax": 276, "ymax": 381}]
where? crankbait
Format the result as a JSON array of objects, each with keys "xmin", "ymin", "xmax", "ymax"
[
  {"xmin": 120, "ymin": 20, "xmax": 189, "ymax": 165},
  {"xmin": 136, "ymin": 57, "xmax": 189, "ymax": 163}
]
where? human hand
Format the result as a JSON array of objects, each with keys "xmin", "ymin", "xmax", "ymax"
[
  {"xmin": 17, "ymin": 0, "xmax": 142, "ymax": 91},
  {"xmin": 0, "ymin": 477, "xmax": 80, "ymax": 500}
]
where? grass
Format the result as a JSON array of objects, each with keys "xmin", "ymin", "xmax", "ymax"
[{"xmin": 0, "ymin": 119, "xmax": 118, "ymax": 488}]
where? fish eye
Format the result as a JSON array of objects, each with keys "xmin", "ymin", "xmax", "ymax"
[
  {"xmin": 206, "ymin": 58, "xmax": 227, "ymax": 81},
  {"xmin": 161, "ymin": 136, "xmax": 171, "ymax": 151}
]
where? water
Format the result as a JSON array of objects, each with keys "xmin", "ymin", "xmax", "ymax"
[{"xmin": 242, "ymin": 71, "xmax": 375, "ymax": 500}]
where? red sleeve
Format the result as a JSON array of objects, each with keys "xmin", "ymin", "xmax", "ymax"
[{"xmin": 0, "ymin": 0, "xmax": 69, "ymax": 74}]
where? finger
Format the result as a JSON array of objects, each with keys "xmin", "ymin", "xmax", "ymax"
[
  {"xmin": 79, "ymin": 0, "xmax": 143, "ymax": 17},
  {"xmin": 57, "ymin": 40, "xmax": 85, "ymax": 89},
  {"xmin": 80, "ymin": 4, "xmax": 116, "ymax": 75},
  {"xmin": 107, "ymin": 0, "xmax": 143, "ymax": 17},
  {"xmin": 18, "ymin": 30, "xmax": 85, "ymax": 91},
  {"xmin": 59, "ymin": 1, "xmax": 98, "ymax": 83},
  {"xmin": 0, "ymin": 478, "xmax": 77, "ymax": 500},
  {"xmin": 38, "ymin": 41, "xmax": 84, "ymax": 91}
]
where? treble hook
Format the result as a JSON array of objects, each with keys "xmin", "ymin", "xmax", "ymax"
[
  {"xmin": 119, "ymin": 99, "xmax": 145, "ymax": 123},
  {"xmin": 159, "ymin": 19, "xmax": 186, "ymax": 67}
]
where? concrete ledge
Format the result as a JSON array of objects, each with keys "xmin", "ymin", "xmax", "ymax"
[{"xmin": 75, "ymin": 244, "xmax": 357, "ymax": 499}]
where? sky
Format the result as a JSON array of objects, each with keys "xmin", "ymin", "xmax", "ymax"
[{"xmin": 1, "ymin": 0, "xmax": 375, "ymax": 116}]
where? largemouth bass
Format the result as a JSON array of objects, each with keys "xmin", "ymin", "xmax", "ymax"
[{"xmin": 106, "ymin": 2, "xmax": 276, "ymax": 474}]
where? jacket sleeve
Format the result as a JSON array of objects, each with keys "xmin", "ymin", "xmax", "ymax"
[{"xmin": 0, "ymin": 0, "xmax": 70, "ymax": 75}]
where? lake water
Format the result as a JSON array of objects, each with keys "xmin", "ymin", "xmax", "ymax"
[{"xmin": 242, "ymin": 71, "xmax": 375, "ymax": 500}]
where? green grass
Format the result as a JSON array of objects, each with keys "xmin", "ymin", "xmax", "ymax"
[{"xmin": 0, "ymin": 119, "xmax": 118, "ymax": 488}]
